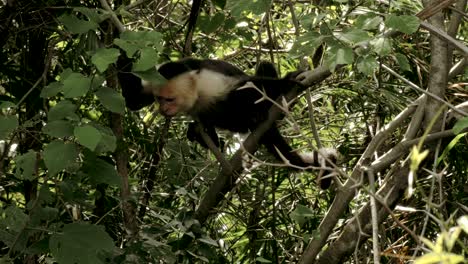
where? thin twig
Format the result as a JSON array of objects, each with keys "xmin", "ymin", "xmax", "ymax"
[
  {"xmin": 382, "ymin": 64, "xmax": 468, "ymax": 117},
  {"xmin": 367, "ymin": 169, "xmax": 380, "ymax": 264},
  {"xmin": 420, "ymin": 21, "xmax": 468, "ymax": 55}
]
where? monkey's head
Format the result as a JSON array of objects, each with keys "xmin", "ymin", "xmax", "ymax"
[{"xmin": 149, "ymin": 72, "xmax": 198, "ymax": 117}]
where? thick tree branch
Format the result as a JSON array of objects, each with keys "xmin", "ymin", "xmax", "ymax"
[
  {"xmin": 416, "ymin": 0, "xmax": 456, "ymax": 20},
  {"xmin": 316, "ymin": 165, "xmax": 411, "ymax": 264},
  {"xmin": 99, "ymin": 0, "xmax": 125, "ymax": 33},
  {"xmin": 422, "ymin": 0, "xmax": 450, "ymax": 132},
  {"xmin": 420, "ymin": 21, "xmax": 468, "ymax": 56},
  {"xmin": 301, "ymin": 2, "xmax": 466, "ymax": 261},
  {"xmin": 299, "ymin": 97, "xmax": 420, "ymax": 263}
]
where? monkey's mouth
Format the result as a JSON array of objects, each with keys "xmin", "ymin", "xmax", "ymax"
[{"xmin": 160, "ymin": 110, "xmax": 177, "ymax": 117}]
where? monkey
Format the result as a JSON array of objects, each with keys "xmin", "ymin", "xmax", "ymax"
[
  {"xmin": 117, "ymin": 55, "xmax": 337, "ymax": 189},
  {"xmin": 185, "ymin": 61, "xmax": 292, "ymax": 150}
]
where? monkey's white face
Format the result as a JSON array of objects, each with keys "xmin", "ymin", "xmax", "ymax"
[
  {"xmin": 157, "ymin": 96, "xmax": 181, "ymax": 117},
  {"xmin": 153, "ymin": 73, "xmax": 198, "ymax": 117}
]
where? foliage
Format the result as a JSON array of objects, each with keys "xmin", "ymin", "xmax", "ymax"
[{"xmin": 0, "ymin": 0, "xmax": 466, "ymax": 263}]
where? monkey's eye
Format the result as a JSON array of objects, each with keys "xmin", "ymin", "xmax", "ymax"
[{"xmin": 156, "ymin": 96, "xmax": 175, "ymax": 103}]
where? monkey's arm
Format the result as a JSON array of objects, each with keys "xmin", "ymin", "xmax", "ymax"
[
  {"xmin": 187, "ymin": 122, "xmax": 224, "ymax": 149},
  {"xmin": 117, "ymin": 53, "xmax": 155, "ymax": 110}
]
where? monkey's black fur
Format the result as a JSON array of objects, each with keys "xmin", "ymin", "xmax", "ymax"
[
  {"xmin": 116, "ymin": 54, "xmax": 155, "ymax": 110},
  {"xmin": 117, "ymin": 56, "xmax": 335, "ymax": 189}
]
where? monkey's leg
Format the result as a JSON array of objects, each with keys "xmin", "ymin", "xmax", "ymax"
[{"xmin": 260, "ymin": 126, "xmax": 336, "ymax": 189}]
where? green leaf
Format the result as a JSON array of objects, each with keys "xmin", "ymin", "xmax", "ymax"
[
  {"xmin": 290, "ymin": 204, "xmax": 315, "ymax": 226},
  {"xmin": 81, "ymin": 154, "xmax": 121, "ymax": 186},
  {"xmin": 198, "ymin": 237, "xmax": 218, "ymax": 247},
  {"xmin": 92, "ymin": 48, "xmax": 120, "ymax": 73},
  {"xmin": 140, "ymin": 31, "xmax": 164, "ymax": 51},
  {"xmin": 74, "ymin": 125, "xmax": 102, "ymax": 151},
  {"xmin": 355, "ymin": 14, "xmax": 383, "ymax": 30},
  {"xmin": 226, "ymin": 0, "xmax": 251, "ymax": 17},
  {"xmin": 38, "ymin": 186, "xmax": 55, "ymax": 204},
  {"xmin": 49, "ymin": 223, "xmax": 115, "ymax": 264},
  {"xmin": 198, "ymin": 13, "xmax": 225, "ymax": 34},
  {"xmin": 457, "ymin": 215, "xmax": 468, "ymax": 234},
  {"xmin": 0, "ymin": 206, "xmax": 28, "ymax": 233},
  {"xmin": 37, "ymin": 206, "xmax": 59, "ymax": 222},
  {"xmin": 300, "ymin": 13, "xmax": 326, "ymax": 29},
  {"xmin": 95, "ymin": 87, "xmax": 125, "ymax": 114},
  {"xmin": 395, "ymin": 53, "xmax": 411, "ymax": 72},
  {"xmin": 436, "ymin": 133, "xmax": 466, "ymax": 165},
  {"xmin": 385, "ymin": 15, "xmax": 420, "ymax": 34},
  {"xmin": 409, "ymin": 146, "xmax": 429, "ymax": 172},
  {"xmin": 93, "ymin": 125, "xmax": 117, "ymax": 153},
  {"xmin": 0, "ymin": 101, "xmax": 15, "ymax": 109},
  {"xmin": 336, "ymin": 29, "xmax": 371, "ymax": 44},
  {"xmin": 212, "ymin": 0, "xmax": 226, "ymax": 8},
  {"xmin": 48, "ymin": 100, "xmax": 79, "ymax": 121},
  {"xmin": 114, "ymin": 39, "xmax": 137, "ymax": 58},
  {"xmin": 226, "ymin": 0, "xmax": 272, "ymax": 17},
  {"xmin": 223, "ymin": 17, "xmax": 237, "ymax": 30},
  {"xmin": 414, "ymin": 252, "xmax": 464, "ymax": 264},
  {"xmin": 14, "ymin": 151, "xmax": 37, "ymax": 180},
  {"xmin": 445, "ymin": 227, "xmax": 462, "ymax": 251},
  {"xmin": 134, "ymin": 68, "xmax": 166, "ymax": 85},
  {"xmin": 59, "ymin": 68, "xmax": 74, "ymax": 80},
  {"xmin": 43, "ymin": 141, "xmax": 79, "ymax": 176},
  {"xmin": 326, "ymin": 46, "xmax": 354, "ymax": 69},
  {"xmin": 133, "ymin": 47, "xmax": 159, "ymax": 72},
  {"xmin": 256, "ymin": 257, "xmax": 272, "ymax": 263},
  {"xmin": 114, "ymin": 30, "xmax": 164, "ymax": 57},
  {"xmin": 357, "ymin": 55, "xmax": 378, "ymax": 75},
  {"xmin": 290, "ymin": 32, "xmax": 324, "ymax": 56},
  {"xmin": 74, "ymin": 7, "xmax": 109, "ymax": 24},
  {"xmin": 40, "ymin": 82, "xmax": 63, "ymax": 98},
  {"xmin": 90, "ymin": 75, "xmax": 106, "ymax": 90},
  {"xmin": 251, "ymin": 0, "xmax": 272, "ymax": 15},
  {"xmin": 58, "ymin": 14, "xmax": 98, "ymax": 34},
  {"xmin": 0, "ymin": 116, "xmax": 18, "ymax": 139},
  {"xmin": 62, "ymin": 73, "xmax": 91, "ymax": 98},
  {"xmin": 42, "ymin": 120, "xmax": 75, "ymax": 138},
  {"xmin": 336, "ymin": 47, "xmax": 354, "ymax": 65},
  {"xmin": 371, "ymin": 37, "xmax": 392, "ymax": 56},
  {"xmin": 453, "ymin": 116, "xmax": 468, "ymax": 134},
  {"xmin": 211, "ymin": 13, "xmax": 225, "ymax": 31}
]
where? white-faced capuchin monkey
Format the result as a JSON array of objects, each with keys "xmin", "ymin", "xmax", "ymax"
[{"xmin": 117, "ymin": 55, "xmax": 338, "ymax": 189}]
